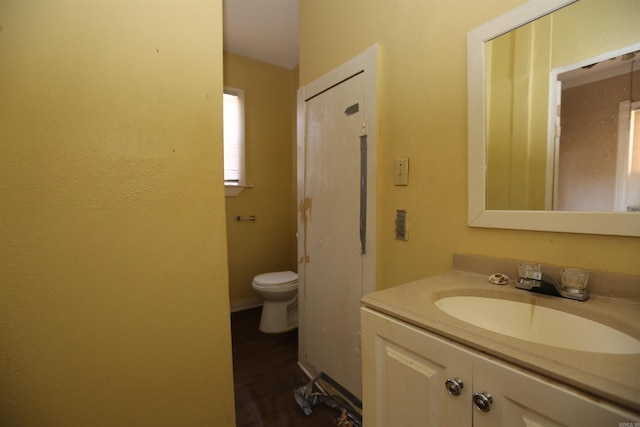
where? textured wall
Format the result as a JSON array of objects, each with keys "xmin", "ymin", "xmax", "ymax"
[
  {"xmin": 559, "ymin": 72, "xmax": 640, "ymax": 211},
  {"xmin": 0, "ymin": 1, "xmax": 235, "ymax": 425}
]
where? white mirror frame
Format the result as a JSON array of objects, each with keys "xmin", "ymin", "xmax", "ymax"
[{"xmin": 467, "ymin": 0, "xmax": 640, "ymax": 237}]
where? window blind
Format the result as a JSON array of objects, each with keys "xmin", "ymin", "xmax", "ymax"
[{"xmin": 223, "ymin": 91, "xmax": 242, "ymax": 182}]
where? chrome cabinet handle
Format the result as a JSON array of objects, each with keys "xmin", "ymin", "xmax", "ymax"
[
  {"xmin": 445, "ymin": 378, "xmax": 464, "ymax": 396},
  {"xmin": 472, "ymin": 392, "xmax": 493, "ymax": 412}
]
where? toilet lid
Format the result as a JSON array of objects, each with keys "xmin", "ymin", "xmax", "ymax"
[{"xmin": 253, "ymin": 271, "xmax": 298, "ymax": 286}]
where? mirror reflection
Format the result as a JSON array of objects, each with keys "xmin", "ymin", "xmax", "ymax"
[
  {"xmin": 484, "ymin": 0, "xmax": 640, "ymax": 212},
  {"xmin": 557, "ymin": 52, "xmax": 640, "ymax": 212}
]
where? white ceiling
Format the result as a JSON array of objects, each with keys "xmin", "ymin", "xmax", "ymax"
[{"xmin": 223, "ymin": 0, "xmax": 299, "ymax": 70}]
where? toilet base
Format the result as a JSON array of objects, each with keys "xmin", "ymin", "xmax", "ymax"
[{"xmin": 259, "ymin": 298, "xmax": 298, "ymax": 333}]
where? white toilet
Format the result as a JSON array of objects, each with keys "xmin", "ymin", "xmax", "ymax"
[{"xmin": 251, "ymin": 271, "xmax": 298, "ymax": 333}]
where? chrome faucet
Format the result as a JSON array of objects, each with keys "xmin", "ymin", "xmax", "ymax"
[{"xmin": 515, "ymin": 271, "xmax": 589, "ymax": 301}]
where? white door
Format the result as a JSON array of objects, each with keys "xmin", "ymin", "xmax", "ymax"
[{"xmin": 297, "ymin": 47, "xmax": 377, "ymax": 399}]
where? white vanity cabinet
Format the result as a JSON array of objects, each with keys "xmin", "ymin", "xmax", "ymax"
[
  {"xmin": 361, "ymin": 307, "xmax": 473, "ymax": 426},
  {"xmin": 362, "ymin": 307, "xmax": 639, "ymax": 427}
]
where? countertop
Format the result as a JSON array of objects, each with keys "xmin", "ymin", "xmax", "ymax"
[{"xmin": 361, "ymin": 270, "xmax": 640, "ymax": 413}]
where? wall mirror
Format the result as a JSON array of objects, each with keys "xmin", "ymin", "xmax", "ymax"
[{"xmin": 468, "ymin": 0, "xmax": 640, "ymax": 236}]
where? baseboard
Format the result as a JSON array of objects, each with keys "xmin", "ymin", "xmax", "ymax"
[{"xmin": 230, "ymin": 297, "xmax": 263, "ymax": 313}]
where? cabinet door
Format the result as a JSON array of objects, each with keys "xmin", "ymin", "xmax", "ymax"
[
  {"xmin": 362, "ymin": 308, "xmax": 473, "ymax": 427},
  {"xmin": 472, "ymin": 353, "xmax": 640, "ymax": 426}
]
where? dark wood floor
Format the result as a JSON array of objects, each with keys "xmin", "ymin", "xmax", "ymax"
[{"xmin": 231, "ymin": 307, "xmax": 341, "ymax": 426}]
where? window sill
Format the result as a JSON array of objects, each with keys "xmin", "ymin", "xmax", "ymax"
[{"xmin": 225, "ymin": 183, "xmax": 253, "ymax": 197}]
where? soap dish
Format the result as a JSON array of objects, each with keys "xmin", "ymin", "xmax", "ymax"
[{"xmin": 489, "ymin": 273, "xmax": 509, "ymax": 285}]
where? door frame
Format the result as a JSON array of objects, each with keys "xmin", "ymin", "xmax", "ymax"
[{"xmin": 296, "ymin": 44, "xmax": 378, "ymax": 369}]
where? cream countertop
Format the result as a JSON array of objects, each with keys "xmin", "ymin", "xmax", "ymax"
[{"xmin": 361, "ymin": 270, "xmax": 640, "ymax": 413}]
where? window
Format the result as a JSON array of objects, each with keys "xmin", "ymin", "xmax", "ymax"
[
  {"xmin": 223, "ymin": 87, "xmax": 245, "ymax": 187},
  {"xmin": 616, "ymin": 101, "xmax": 640, "ymax": 212}
]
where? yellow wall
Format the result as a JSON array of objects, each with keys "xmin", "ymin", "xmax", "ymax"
[
  {"xmin": 486, "ymin": 18, "xmax": 551, "ymax": 210},
  {"xmin": 299, "ymin": 0, "xmax": 640, "ymax": 290},
  {"xmin": 0, "ymin": 1, "xmax": 235, "ymax": 425},
  {"xmin": 552, "ymin": 0, "xmax": 640, "ymax": 67},
  {"xmin": 223, "ymin": 52, "xmax": 297, "ymax": 307}
]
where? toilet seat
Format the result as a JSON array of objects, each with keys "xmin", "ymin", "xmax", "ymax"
[{"xmin": 252, "ymin": 271, "xmax": 298, "ymax": 287}]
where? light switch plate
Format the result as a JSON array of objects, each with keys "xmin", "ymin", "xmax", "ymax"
[{"xmin": 394, "ymin": 158, "xmax": 409, "ymax": 186}]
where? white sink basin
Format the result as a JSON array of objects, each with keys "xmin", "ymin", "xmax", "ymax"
[{"xmin": 435, "ymin": 296, "xmax": 640, "ymax": 354}]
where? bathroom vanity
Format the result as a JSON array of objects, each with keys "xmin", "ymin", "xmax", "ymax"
[{"xmin": 360, "ymin": 262, "xmax": 640, "ymax": 426}]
